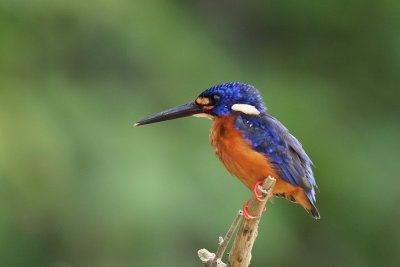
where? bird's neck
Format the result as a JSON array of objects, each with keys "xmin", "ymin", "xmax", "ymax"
[{"xmin": 210, "ymin": 115, "xmax": 236, "ymax": 143}]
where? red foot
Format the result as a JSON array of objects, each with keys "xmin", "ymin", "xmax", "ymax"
[
  {"xmin": 253, "ymin": 180, "xmax": 265, "ymax": 201},
  {"xmin": 242, "ymin": 199, "xmax": 256, "ymax": 220}
]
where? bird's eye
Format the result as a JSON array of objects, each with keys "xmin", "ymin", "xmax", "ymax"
[
  {"xmin": 195, "ymin": 95, "xmax": 220, "ymax": 108},
  {"xmin": 211, "ymin": 94, "xmax": 221, "ymax": 105}
]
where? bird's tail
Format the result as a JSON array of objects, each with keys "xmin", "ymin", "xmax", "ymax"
[
  {"xmin": 295, "ymin": 190, "xmax": 320, "ymax": 219},
  {"xmin": 307, "ymin": 201, "xmax": 320, "ymax": 219},
  {"xmin": 279, "ymin": 188, "xmax": 321, "ymax": 219}
]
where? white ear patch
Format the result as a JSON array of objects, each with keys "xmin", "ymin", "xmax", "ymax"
[
  {"xmin": 192, "ymin": 113, "xmax": 214, "ymax": 120},
  {"xmin": 231, "ymin": 104, "xmax": 260, "ymax": 115}
]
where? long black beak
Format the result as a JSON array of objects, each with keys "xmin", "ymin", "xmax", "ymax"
[{"xmin": 134, "ymin": 102, "xmax": 203, "ymax": 126}]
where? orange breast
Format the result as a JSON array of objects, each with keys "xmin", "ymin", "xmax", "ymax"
[
  {"xmin": 210, "ymin": 116, "xmax": 278, "ymax": 189},
  {"xmin": 210, "ymin": 115, "xmax": 305, "ymax": 202}
]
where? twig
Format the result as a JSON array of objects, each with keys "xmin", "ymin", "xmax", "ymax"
[
  {"xmin": 211, "ymin": 210, "xmax": 243, "ymax": 267},
  {"xmin": 198, "ymin": 249, "xmax": 217, "ymax": 267},
  {"xmin": 198, "ymin": 210, "xmax": 243, "ymax": 267},
  {"xmin": 198, "ymin": 176, "xmax": 276, "ymax": 267},
  {"xmin": 227, "ymin": 176, "xmax": 276, "ymax": 267},
  {"xmin": 198, "ymin": 249, "xmax": 226, "ymax": 267}
]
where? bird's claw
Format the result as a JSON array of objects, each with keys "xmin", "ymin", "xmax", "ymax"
[
  {"xmin": 242, "ymin": 180, "xmax": 271, "ymax": 219},
  {"xmin": 242, "ymin": 199, "xmax": 256, "ymax": 220},
  {"xmin": 253, "ymin": 180, "xmax": 268, "ymax": 201}
]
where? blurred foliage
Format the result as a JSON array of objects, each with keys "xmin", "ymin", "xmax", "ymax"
[{"xmin": 0, "ymin": 1, "xmax": 399, "ymax": 266}]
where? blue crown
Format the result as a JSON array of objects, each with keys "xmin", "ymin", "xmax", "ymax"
[{"xmin": 198, "ymin": 82, "xmax": 266, "ymax": 116}]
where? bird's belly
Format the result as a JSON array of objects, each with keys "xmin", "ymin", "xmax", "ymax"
[{"xmin": 210, "ymin": 116, "xmax": 279, "ymax": 190}]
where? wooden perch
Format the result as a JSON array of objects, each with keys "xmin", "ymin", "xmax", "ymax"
[
  {"xmin": 228, "ymin": 177, "xmax": 276, "ymax": 266},
  {"xmin": 198, "ymin": 210, "xmax": 243, "ymax": 267},
  {"xmin": 198, "ymin": 176, "xmax": 276, "ymax": 267}
]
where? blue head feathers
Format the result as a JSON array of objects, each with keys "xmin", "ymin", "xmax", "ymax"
[{"xmin": 198, "ymin": 82, "xmax": 267, "ymax": 116}]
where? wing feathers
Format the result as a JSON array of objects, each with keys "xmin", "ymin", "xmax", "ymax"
[{"xmin": 235, "ymin": 113, "xmax": 317, "ymax": 202}]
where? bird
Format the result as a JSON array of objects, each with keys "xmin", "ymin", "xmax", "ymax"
[{"xmin": 134, "ymin": 82, "xmax": 320, "ymax": 219}]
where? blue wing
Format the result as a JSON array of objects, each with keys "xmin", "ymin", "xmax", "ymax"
[{"xmin": 234, "ymin": 113, "xmax": 317, "ymax": 203}]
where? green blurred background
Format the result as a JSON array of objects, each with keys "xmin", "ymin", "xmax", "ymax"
[{"xmin": 1, "ymin": 1, "xmax": 399, "ymax": 266}]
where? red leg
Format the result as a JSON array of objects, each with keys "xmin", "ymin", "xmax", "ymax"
[
  {"xmin": 242, "ymin": 199, "xmax": 256, "ymax": 220},
  {"xmin": 253, "ymin": 180, "xmax": 265, "ymax": 201}
]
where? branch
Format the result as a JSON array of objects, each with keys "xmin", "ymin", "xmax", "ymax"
[
  {"xmin": 197, "ymin": 176, "xmax": 276, "ymax": 267},
  {"xmin": 198, "ymin": 249, "xmax": 225, "ymax": 267},
  {"xmin": 228, "ymin": 177, "xmax": 276, "ymax": 267},
  {"xmin": 198, "ymin": 210, "xmax": 243, "ymax": 267}
]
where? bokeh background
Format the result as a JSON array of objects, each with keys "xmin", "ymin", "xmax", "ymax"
[{"xmin": 1, "ymin": 1, "xmax": 399, "ymax": 266}]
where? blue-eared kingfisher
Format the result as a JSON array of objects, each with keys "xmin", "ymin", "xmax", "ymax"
[{"xmin": 135, "ymin": 82, "xmax": 320, "ymax": 219}]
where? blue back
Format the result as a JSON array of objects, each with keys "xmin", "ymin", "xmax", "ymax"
[{"xmin": 235, "ymin": 113, "xmax": 317, "ymax": 203}]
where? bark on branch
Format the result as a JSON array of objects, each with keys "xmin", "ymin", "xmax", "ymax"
[{"xmin": 197, "ymin": 176, "xmax": 276, "ymax": 267}]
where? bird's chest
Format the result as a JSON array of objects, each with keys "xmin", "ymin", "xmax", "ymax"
[{"xmin": 210, "ymin": 116, "xmax": 276, "ymax": 189}]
